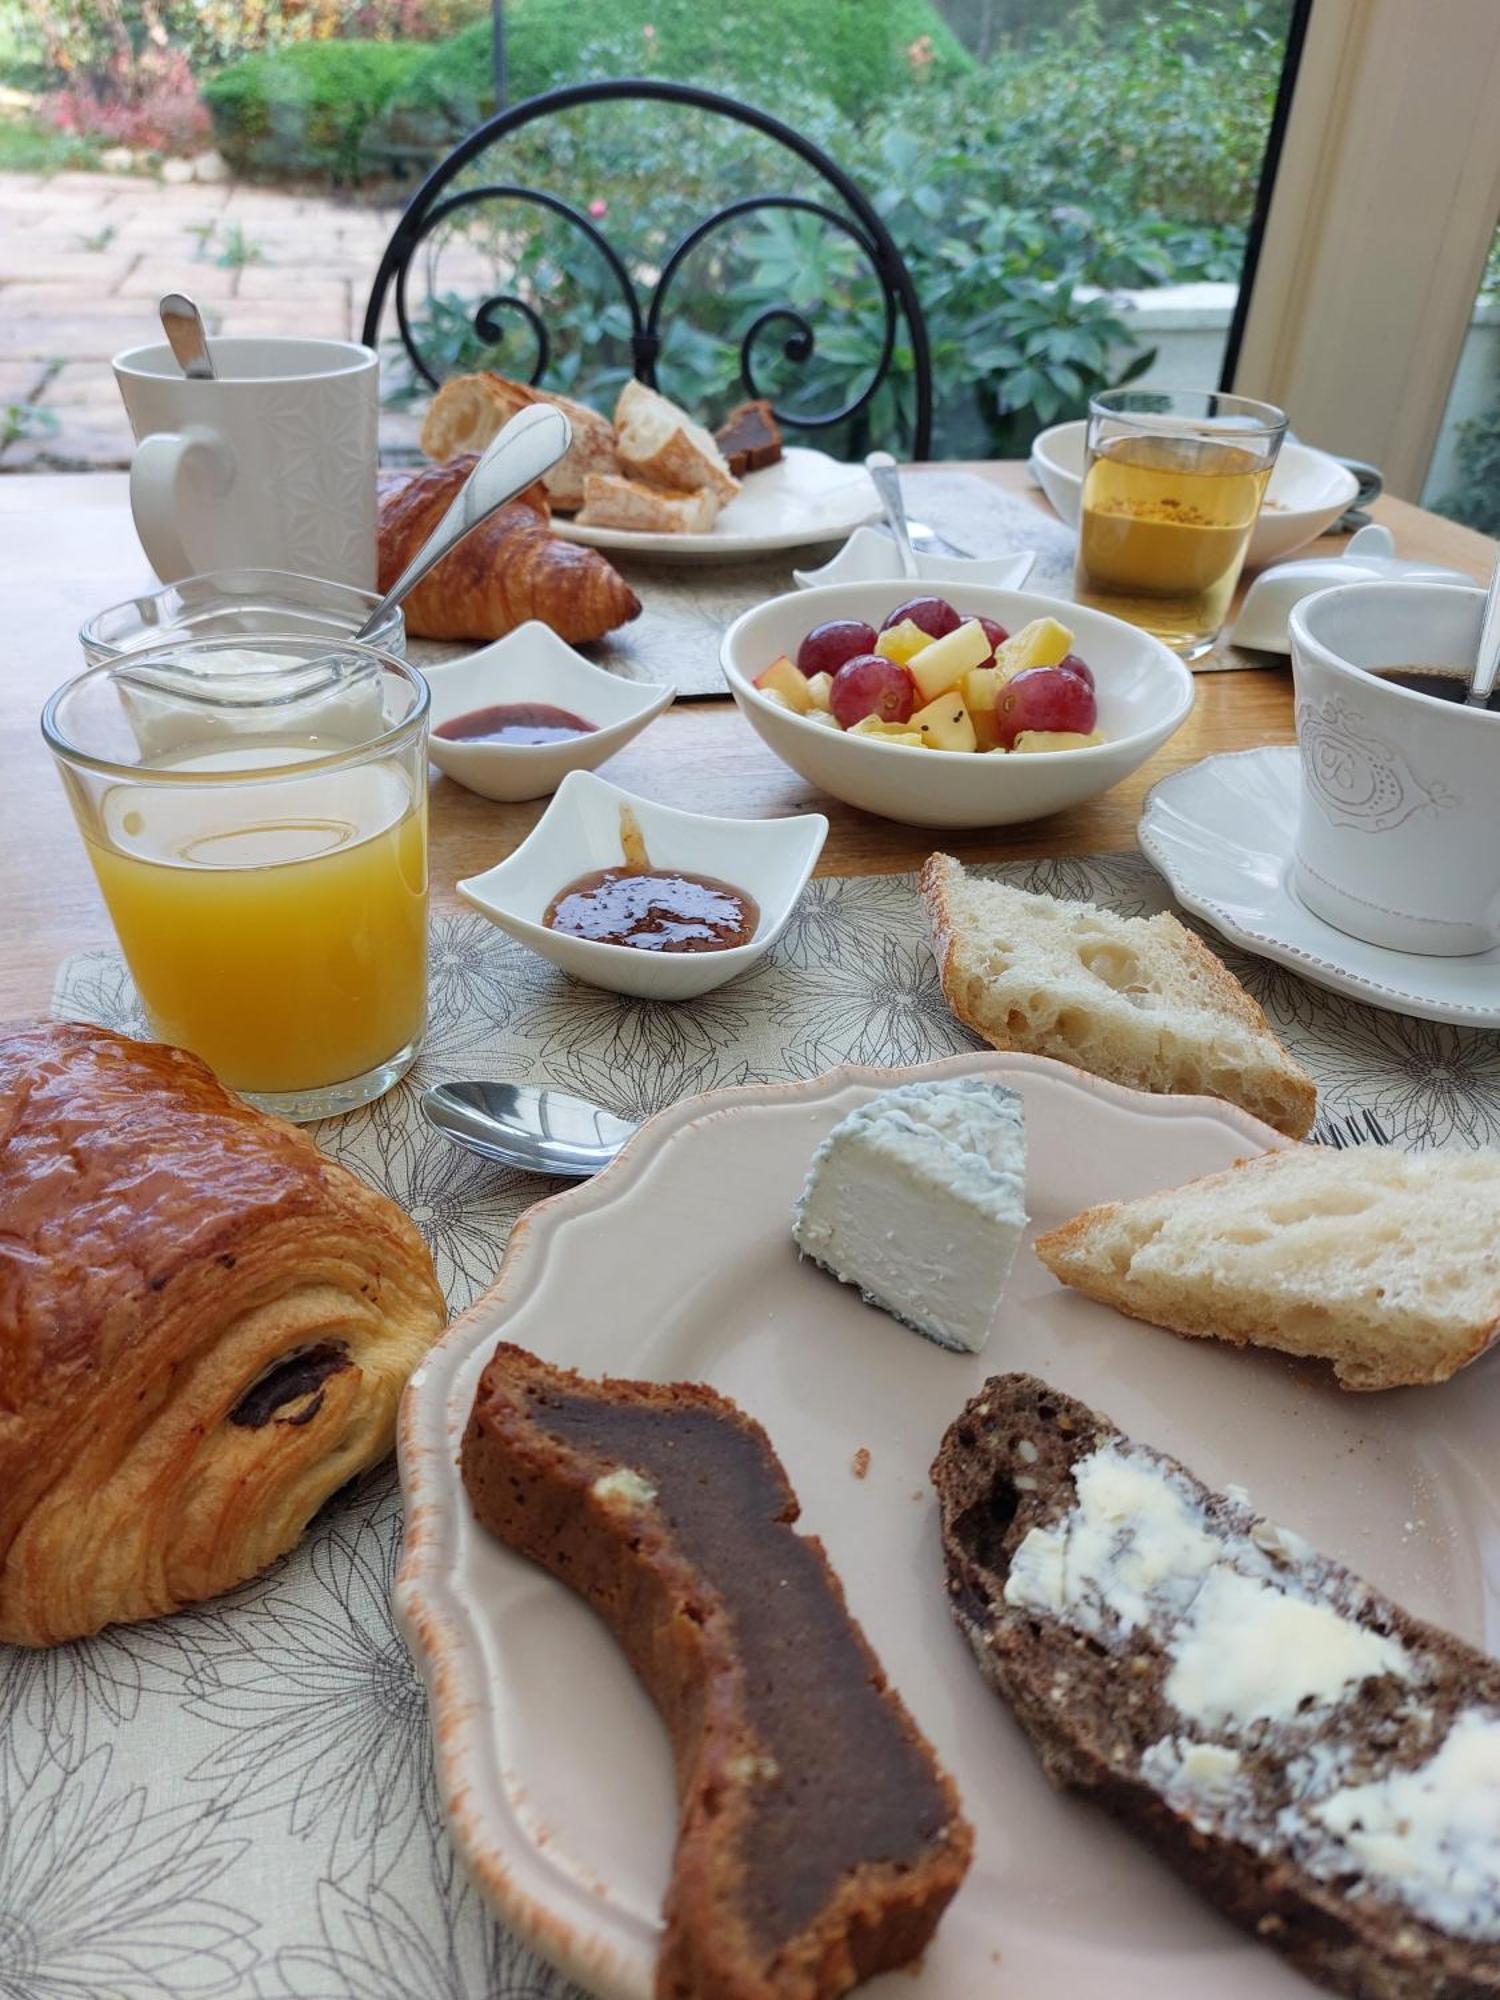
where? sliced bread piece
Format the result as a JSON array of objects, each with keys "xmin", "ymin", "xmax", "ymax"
[
  {"xmin": 1035, "ymin": 1145, "xmax": 1500, "ymax": 1389},
  {"xmin": 419, "ymin": 371, "xmax": 618, "ymax": 511},
  {"xmin": 575, "ymin": 471, "xmax": 721, "ymax": 534},
  {"xmin": 614, "ymin": 377, "xmax": 741, "ymax": 504},
  {"xmin": 933, "ymin": 1372, "xmax": 1500, "ymax": 1999},
  {"xmin": 920, "ymin": 853, "xmax": 1316, "ymax": 1139}
]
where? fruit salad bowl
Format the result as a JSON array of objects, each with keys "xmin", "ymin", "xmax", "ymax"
[{"xmin": 721, "ymin": 581, "xmax": 1193, "ymax": 829}]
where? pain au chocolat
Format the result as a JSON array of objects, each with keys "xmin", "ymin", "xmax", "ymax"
[
  {"xmin": 0, "ymin": 1022, "xmax": 447, "ymax": 1647},
  {"xmin": 462, "ymin": 1343, "xmax": 972, "ymax": 2000}
]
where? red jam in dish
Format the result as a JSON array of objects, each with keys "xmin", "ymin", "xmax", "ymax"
[
  {"xmin": 436, "ymin": 702, "xmax": 596, "ymax": 746},
  {"xmin": 543, "ymin": 867, "xmax": 759, "ymax": 954}
]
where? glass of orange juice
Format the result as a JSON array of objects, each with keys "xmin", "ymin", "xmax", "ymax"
[
  {"xmin": 44, "ymin": 634, "xmax": 429, "ymax": 1120},
  {"xmin": 1074, "ymin": 387, "xmax": 1287, "ymax": 660}
]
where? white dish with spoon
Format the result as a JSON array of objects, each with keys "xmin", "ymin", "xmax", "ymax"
[
  {"xmin": 425, "ymin": 623, "xmax": 673, "ymax": 802},
  {"xmin": 456, "ymin": 769, "xmax": 827, "ymax": 999},
  {"xmin": 793, "ymin": 527, "xmax": 1037, "ymax": 592}
]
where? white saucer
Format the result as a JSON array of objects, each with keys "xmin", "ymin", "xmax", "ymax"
[{"xmin": 1138, "ymin": 746, "xmax": 1500, "ymax": 1027}]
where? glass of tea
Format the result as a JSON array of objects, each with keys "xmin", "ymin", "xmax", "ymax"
[
  {"xmin": 44, "ymin": 634, "xmax": 429, "ymax": 1121},
  {"xmin": 1074, "ymin": 388, "xmax": 1287, "ymax": 659}
]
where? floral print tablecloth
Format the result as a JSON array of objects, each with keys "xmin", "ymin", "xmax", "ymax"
[{"xmin": 12, "ymin": 854, "xmax": 1496, "ymax": 2000}]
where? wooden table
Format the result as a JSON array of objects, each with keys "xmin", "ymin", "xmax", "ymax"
[{"xmin": 4, "ymin": 466, "xmax": 1494, "ymax": 1021}]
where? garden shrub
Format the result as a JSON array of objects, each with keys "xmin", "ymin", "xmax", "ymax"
[{"xmin": 203, "ymin": 39, "xmax": 430, "ymax": 180}]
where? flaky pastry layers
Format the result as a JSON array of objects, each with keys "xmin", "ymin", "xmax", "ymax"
[{"xmin": 0, "ymin": 1022, "xmax": 447, "ymax": 1646}]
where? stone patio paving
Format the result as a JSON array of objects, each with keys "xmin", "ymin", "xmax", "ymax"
[{"xmin": 0, "ymin": 168, "xmax": 426, "ymax": 470}]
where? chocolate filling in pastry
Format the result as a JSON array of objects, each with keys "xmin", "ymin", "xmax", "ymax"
[{"xmin": 229, "ymin": 1342, "xmax": 352, "ymax": 1429}]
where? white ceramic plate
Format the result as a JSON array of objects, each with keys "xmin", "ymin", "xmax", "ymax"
[
  {"xmin": 1139, "ymin": 745, "xmax": 1500, "ymax": 1027},
  {"xmin": 398, "ymin": 1050, "xmax": 1500, "ymax": 2000},
  {"xmin": 1029, "ymin": 421, "xmax": 1360, "ymax": 569},
  {"xmin": 554, "ymin": 447, "xmax": 879, "ymax": 560},
  {"xmin": 721, "ymin": 580, "xmax": 1193, "ymax": 829}
]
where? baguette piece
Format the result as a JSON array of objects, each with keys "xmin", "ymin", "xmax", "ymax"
[
  {"xmin": 576, "ymin": 471, "xmax": 721, "ymax": 534},
  {"xmin": 463, "ymin": 1344, "xmax": 972, "ymax": 2000},
  {"xmin": 933, "ymin": 1373, "xmax": 1500, "ymax": 1999},
  {"xmin": 920, "ymin": 853, "xmax": 1316, "ymax": 1139},
  {"xmin": 1035, "ymin": 1145, "xmax": 1500, "ymax": 1389},
  {"xmin": 615, "ymin": 378, "xmax": 741, "ymax": 504},
  {"xmin": 419, "ymin": 371, "xmax": 618, "ymax": 511}
]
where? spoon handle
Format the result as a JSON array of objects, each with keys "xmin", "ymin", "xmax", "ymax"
[
  {"xmin": 159, "ymin": 292, "xmax": 216, "ymax": 381},
  {"xmin": 865, "ymin": 450, "xmax": 920, "ymax": 581},
  {"xmin": 1468, "ymin": 561, "xmax": 1500, "ymax": 706},
  {"xmin": 356, "ymin": 403, "xmax": 572, "ymax": 641}
]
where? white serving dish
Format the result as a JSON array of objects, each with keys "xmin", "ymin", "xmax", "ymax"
[
  {"xmin": 792, "ymin": 526, "xmax": 1037, "ymax": 591},
  {"xmin": 1138, "ymin": 745, "xmax": 1500, "ymax": 1027},
  {"xmin": 423, "ymin": 622, "xmax": 673, "ymax": 803},
  {"xmin": 1228, "ymin": 524, "xmax": 1473, "ymax": 653},
  {"xmin": 455, "ymin": 769, "xmax": 827, "ymax": 999},
  {"xmin": 398, "ymin": 1049, "xmax": 1500, "ymax": 1999},
  {"xmin": 720, "ymin": 580, "xmax": 1193, "ymax": 829},
  {"xmin": 554, "ymin": 446, "xmax": 879, "ymax": 562},
  {"xmin": 1029, "ymin": 420, "xmax": 1360, "ymax": 569}
]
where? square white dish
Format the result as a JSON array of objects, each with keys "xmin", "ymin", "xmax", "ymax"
[
  {"xmin": 424, "ymin": 623, "xmax": 673, "ymax": 803},
  {"xmin": 792, "ymin": 526, "xmax": 1037, "ymax": 590},
  {"xmin": 456, "ymin": 770, "xmax": 828, "ymax": 998}
]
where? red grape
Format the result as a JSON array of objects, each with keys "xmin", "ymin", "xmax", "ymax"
[
  {"xmin": 974, "ymin": 615, "xmax": 1009, "ymax": 661},
  {"xmin": 796, "ymin": 619, "xmax": 878, "ymax": 678},
  {"xmin": 879, "ymin": 595, "xmax": 961, "ymax": 640},
  {"xmin": 830, "ymin": 654, "xmax": 917, "ymax": 729},
  {"xmin": 995, "ymin": 667, "xmax": 1098, "ymax": 749},
  {"xmin": 1058, "ymin": 652, "xmax": 1095, "ymax": 691}
]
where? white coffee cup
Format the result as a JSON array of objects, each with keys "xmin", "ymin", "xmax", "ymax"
[
  {"xmin": 113, "ymin": 336, "xmax": 379, "ymax": 589},
  {"xmin": 1288, "ymin": 579, "xmax": 1498, "ymax": 955}
]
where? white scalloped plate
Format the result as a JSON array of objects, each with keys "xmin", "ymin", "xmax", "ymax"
[
  {"xmin": 1139, "ymin": 746, "xmax": 1500, "ymax": 1028},
  {"xmin": 397, "ymin": 1052, "xmax": 1500, "ymax": 2000}
]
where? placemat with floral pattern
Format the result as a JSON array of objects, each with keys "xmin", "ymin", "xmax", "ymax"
[{"xmin": 14, "ymin": 853, "xmax": 1495, "ymax": 2000}]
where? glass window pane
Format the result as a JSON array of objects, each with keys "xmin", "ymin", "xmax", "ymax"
[{"xmin": 1422, "ymin": 220, "xmax": 1500, "ymax": 536}]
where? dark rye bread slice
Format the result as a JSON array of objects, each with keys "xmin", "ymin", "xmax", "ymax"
[
  {"xmin": 463, "ymin": 1344, "xmax": 971, "ymax": 2000},
  {"xmin": 931, "ymin": 1374, "xmax": 1500, "ymax": 2000}
]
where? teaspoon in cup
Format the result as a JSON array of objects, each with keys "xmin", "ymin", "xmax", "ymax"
[
  {"xmin": 159, "ymin": 292, "xmax": 217, "ymax": 381},
  {"xmin": 421, "ymin": 1080, "xmax": 638, "ymax": 1179},
  {"xmin": 1465, "ymin": 560, "xmax": 1500, "ymax": 709}
]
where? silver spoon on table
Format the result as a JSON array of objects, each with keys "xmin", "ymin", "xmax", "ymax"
[
  {"xmin": 1466, "ymin": 560, "xmax": 1500, "ymax": 709},
  {"xmin": 422, "ymin": 1080, "xmax": 637, "ymax": 1179},
  {"xmin": 159, "ymin": 292, "xmax": 217, "ymax": 380}
]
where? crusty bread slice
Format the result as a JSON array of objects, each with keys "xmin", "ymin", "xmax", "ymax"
[
  {"xmin": 614, "ymin": 378, "xmax": 741, "ymax": 504},
  {"xmin": 575, "ymin": 470, "xmax": 721, "ymax": 534},
  {"xmin": 420, "ymin": 372, "xmax": 617, "ymax": 510},
  {"xmin": 934, "ymin": 1373, "xmax": 1500, "ymax": 1999},
  {"xmin": 1035, "ymin": 1145, "xmax": 1500, "ymax": 1389},
  {"xmin": 920, "ymin": 853, "xmax": 1316, "ymax": 1139}
]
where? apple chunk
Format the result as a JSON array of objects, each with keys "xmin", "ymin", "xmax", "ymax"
[
  {"xmin": 753, "ymin": 655, "xmax": 814, "ymax": 714},
  {"xmin": 910, "ymin": 690, "xmax": 978, "ymax": 752},
  {"xmin": 908, "ymin": 619, "xmax": 994, "ymax": 703}
]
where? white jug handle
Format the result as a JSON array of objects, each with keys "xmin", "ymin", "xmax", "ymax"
[{"xmin": 128, "ymin": 426, "xmax": 234, "ymax": 582}]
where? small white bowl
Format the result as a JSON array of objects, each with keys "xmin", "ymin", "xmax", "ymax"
[
  {"xmin": 424, "ymin": 622, "xmax": 672, "ymax": 802},
  {"xmin": 721, "ymin": 580, "xmax": 1193, "ymax": 830},
  {"xmin": 1029, "ymin": 420, "xmax": 1360, "ymax": 569},
  {"xmin": 793, "ymin": 526, "xmax": 1037, "ymax": 591},
  {"xmin": 456, "ymin": 769, "xmax": 828, "ymax": 999}
]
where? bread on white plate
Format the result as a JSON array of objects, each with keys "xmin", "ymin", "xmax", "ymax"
[
  {"xmin": 1035, "ymin": 1145, "xmax": 1500, "ymax": 1390},
  {"xmin": 420, "ymin": 372, "xmax": 618, "ymax": 511},
  {"xmin": 920, "ymin": 853, "xmax": 1316, "ymax": 1140},
  {"xmin": 575, "ymin": 472, "xmax": 722, "ymax": 535},
  {"xmin": 613, "ymin": 379, "xmax": 740, "ymax": 504}
]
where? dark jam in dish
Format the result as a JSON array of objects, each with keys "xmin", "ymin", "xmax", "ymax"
[
  {"xmin": 543, "ymin": 866, "xmax": 759, "ymax": 953},
  {"xmin": 1373, "ymin": 666, "xmax": 1500, "ymax": 712},
  {"xmin": 435, "ymin": 702, "xmax": 597, "ymax": 745}
]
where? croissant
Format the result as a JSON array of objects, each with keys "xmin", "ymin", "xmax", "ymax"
[
  {"xmin": 0, "ymin": 1022, "xmax": 447, "ymax": 1647},
  {"xmin": 377, "ymin": 457, "xmax": 641, "ymax": 644}
]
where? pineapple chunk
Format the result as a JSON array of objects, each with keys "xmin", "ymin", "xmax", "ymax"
[
  {"xmin": 1012, "ymin": 728, "xmax": 1105, "ymax": 753},
  {"xmin": 874, "ymin": 619, "xmax": 932, "ymax": 666},
  {"xmin": 962, "ymin": 664, "xmax": 1004, "ymax": 713},
  {"xmin": 753, "ymin": 654, "xmax": 814, "ymax": 714},
  {"xmin": 803, "ymin": 708, "xmax": 841, "ymax": 729},
  {"xmin": 908, "ymin": 620, "xmax": 994, "ymax": 704},
  {"xmin": 849, "ymin": 715, "xmax": 923, "ymax": 746},
  {"xmin": 994, "ymin": 617, "xmax": 1073, "ymax": 677},
  {"xmin": 804, "ymin": 670, "xmax": 834, "ymax": 712},
  {"xmin": 910, "ymin": 690, "xmax": 978, "ymax": 752}
]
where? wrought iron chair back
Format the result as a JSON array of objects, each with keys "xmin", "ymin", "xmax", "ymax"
[{"xmin": 361, "ymin": 77, "xmax": 933, "ymax": 456}]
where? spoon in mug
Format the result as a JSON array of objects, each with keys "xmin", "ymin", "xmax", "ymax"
[
  {"xmin": 421, "ymin": 1080, "xmax": 637, "ymax": 1178},
  {"xmin": 159, "ymin": 292, "xmax": 217, "ymax": 381},
  {"xmin": 1465, "ymin": 560, "xmax": 1500, "ymax": 709}
]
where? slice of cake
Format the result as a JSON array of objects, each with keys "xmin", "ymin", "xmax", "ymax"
[
  {"xmin": 715, "ymin": 398, "xmax": 783, "ymax": 475},
  {"xmin": 462, "ymin": 1344, "xmax": 972, "ymax": 2000},
  {"xmin": 792, "ymin": 1077, "xmax": 1027, "ymax": 1353}
]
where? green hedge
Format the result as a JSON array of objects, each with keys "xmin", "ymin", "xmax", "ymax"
[{"xmin": 203, "ymin": 40, "xmax": 430, "ymax": 181}]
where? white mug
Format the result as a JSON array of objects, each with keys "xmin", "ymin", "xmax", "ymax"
[
  {"xmin": 1288, "ymin": 579, "xmax": 1499, "ymax": 955},
  {"xmin": 113, "ymin": 336, "xmax": 379, "ymax": 589}
]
